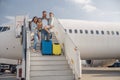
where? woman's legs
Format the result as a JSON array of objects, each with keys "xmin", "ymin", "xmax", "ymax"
[{"xmin": 33, "ymin": 33, "xmax": 38, "ymax": 51}]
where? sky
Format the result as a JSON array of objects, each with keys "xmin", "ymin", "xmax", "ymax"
[{"xmin": 0, "ymin": 0, "xmax": 120, "ymax": 25}]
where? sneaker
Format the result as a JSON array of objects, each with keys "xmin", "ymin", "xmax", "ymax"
[{"xmin": 32, "ymin": 49, "xmax": 36, "ymax": 53}]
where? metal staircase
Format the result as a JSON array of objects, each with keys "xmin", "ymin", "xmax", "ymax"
[
  {"xmin": 30, "ymin": 52, "xmax": 74, "ymax": 80},
  {"xmin": 24, "ymin": 16, "xmax": 82, "ymax": 80},
  {"xmin": 28, "ymin": 32, "xmax": 75, "ymax": 80}
]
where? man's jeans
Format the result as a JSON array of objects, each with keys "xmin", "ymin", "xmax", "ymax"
[{"xmin": 41, "ymin": 29, "xmax": 49, "ymax": 40}]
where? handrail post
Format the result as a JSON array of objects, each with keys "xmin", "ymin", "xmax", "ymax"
[
  {"xmin": 26, "ymin": 31, "xmax": 31, "ymax": 80},
  {"xmin": 21, "ymin": 18, "xmax": 26, "ymax": 80},
  {"xmin": 21, "ymin": 16, "xmax": 29, "ymax": 80},
  {"xmin": 77, "ymin": 48, "xmax": 82, "ymax": 80}
]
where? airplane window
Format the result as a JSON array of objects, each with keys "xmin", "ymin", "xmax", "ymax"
[
  {"xmin": 64, "ymin": 29, "xmax": 67, "ymax": 32},
  {"xmin": 107, "ymin": 31, "xmax": 110, "ymax": 35},
  {"xmin": 96, "ymin": 30, "xmax": 99, "ymax": 34},
  {"xmin": 74, "ymin": 29, "xmax": 77, "ymax": 33},
  {"xmin": 80, "ymin": 30, "xmax": 83, "ymax": 34},
  {"xmin": 111, "ymin": 31, "xmax": 114, "ymax": 35},
  {"xmin": 0, "ymin": 27, "xmax": 4, "ymax": 31},
  {"xmin": 0, "ymin": 27, "xmax": 2, "ymax": 31},
  {"xmin": 6, "ymin": 27, "xmax": 9, "ymax": 30},
  {"xmin": 85, "ymin": 30, "xmax": 88, "ymax": 34},
  {"xmin": 116, "ymin": 31, "xmax": 119, "ymax": 35},
  {"xmin": 7, "ymin": 27, "xmax": 10, "ymax": 30},
  {"xmin": 90, "ymin": 30, "xmax": 94, "ymax": 34},
  {"xmin": 5, "ymin": 27, "xmax": 7, "ymax": 30},
  {"xmin": 101, "ymin": 31, "xmax": 104, "ymax": 35},
  {"xmin": 0, "ymin": 27, "xmax": 10, "ymax": 32},
  {"xmin": 1, "ymin": 27, "xmax": 4, "ymax": 32},
  {"xmin": 69, "ymin": 29, "xmax": 72, "ymax": 33},
  {"xmin": 2, "ymin": 27, "xmax": 7, "ymax": 31}
]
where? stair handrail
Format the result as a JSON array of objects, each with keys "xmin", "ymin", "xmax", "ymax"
[
  {"xmin": 52, "ymin": 16, "xmax": 82, "ymax": 80},
  {"xmin": 22, "ymin": 16, "xmax": 31, "ymax": 80},
  {"xmin": 26, "ymin": 30, "xmax": 31, "ymax": 80},
  {"xmin": 21, "ymin": 17, "xmax": 27, "ymax": 79}
]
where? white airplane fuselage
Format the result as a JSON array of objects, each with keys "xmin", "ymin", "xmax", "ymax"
[
  {"xmin": 60, "ymin": 19, "xmax": 120, "ymax": 60},
  {"xmin": 0, "ymin": 26, "xmax": 22, "ymax": 60},
  {"xmin": 0, "ymin": 19, "xmax": 120, "ymax": 60}
]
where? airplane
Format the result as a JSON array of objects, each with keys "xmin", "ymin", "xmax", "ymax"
[{"xmin": 0, "ymin": 16, "xmax": 120, "ymax": 67}]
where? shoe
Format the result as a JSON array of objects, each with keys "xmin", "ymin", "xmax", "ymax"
[{"xmin": 32, "ymin": 49, "xmax": 36, "ymax": 53}]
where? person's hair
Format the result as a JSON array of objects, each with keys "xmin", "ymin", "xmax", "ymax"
[
  {"xmin": 37, "ymin": 17, "xmax": 42, "ymax": 22},
  {"xmin": 38, "ymin": 17, "xmax": 42, "ymax": 19},
  {"xmin": 32, "ymin": 16, "xmax": 37, "ymax": 22},
  {"xmin": 49, "ymin": 12, "xmax": 53, "ymax": 15},
  {"xmin": 42, "ymin": 11, "xmax": 47, "ymax": 19},
  {"xmin": 42, "ymin": 11, "xmax": 46, "ymax": 14}
]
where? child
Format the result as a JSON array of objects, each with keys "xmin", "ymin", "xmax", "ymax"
[{"xmin": 37, "ymin": 18, "xmax": 42, "ymax": 40}]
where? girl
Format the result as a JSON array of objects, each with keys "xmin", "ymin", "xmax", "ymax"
[{"xmin": 37, "ymin": 18, "xmax": 42, "ymax": 40}]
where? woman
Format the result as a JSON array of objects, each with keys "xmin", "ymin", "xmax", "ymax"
[{"xmin": 31, "ymin": 16, "xmax": 38, "ymax": 52}]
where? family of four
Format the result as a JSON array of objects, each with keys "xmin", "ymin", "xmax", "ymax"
[{"xmin": 30, "ymin": 11, "xmax": 54, "ymax": 52}]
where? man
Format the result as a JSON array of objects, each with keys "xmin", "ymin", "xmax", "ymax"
[
  {"xmin": 41, "ymin": 11, "xmax": 49, "ymax": 40},
  {"xmin": 41, "ymin": 11, "xmax": 52, "ymax": 40}
]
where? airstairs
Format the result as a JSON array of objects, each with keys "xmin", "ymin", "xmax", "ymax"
[
  {"xmin": 23, "ymin": 16, "xmax": 82, "ymax": 80},
  {"xmin": 29, "ymin": 51, "xmax": 74, "ymax": 80}
]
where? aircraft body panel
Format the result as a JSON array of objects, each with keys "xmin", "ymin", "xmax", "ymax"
[
  {"xmin": 60, "ymin": 19, "xmax": 120, "ymax": 59},
  {"xmin": 0, "ymin": 26, "xmax": 22, "ymax": 59}
]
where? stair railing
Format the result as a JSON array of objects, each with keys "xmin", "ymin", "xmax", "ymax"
[
  {"xmin": 22, "ymin": 16, "xmax": 31, "ymax": 80},
  {"xmin": 52, "ymin": 16, "xmax": 82, "ymax": 80},
  {"xmin": 26, "ymin": 30, "xmax": 31, "ymax": 80}
]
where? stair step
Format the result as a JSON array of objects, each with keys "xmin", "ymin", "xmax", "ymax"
[
  {"xmin": 30, "ymin": 75, "xmax": 74, "ymax": 80},
  {"xmin": 30, "ymin": 47, "xmax": 40, "ymax": 50},
  {"xmin": 31, "ymin": 56, "xmax": 66, "ymax": 61},
  {"xmin": 30, "ymin": 53, "xmax": 64, "ymax": 57},
  {"xmin": 29, "ymin": 32, "xmax": 74, "ymax": 80},
  {"xmin": 31, "ymin": 65, "xmax": 70, "ymax": 70},
  {"xmin": 30, "ymin": 53, "xmax": 42, "ymax": 56},
  {"xmin": 31, "ymin": 45, "xmax": 40, "ymax": 47},
  {"xmin": 30, "ymin": 60, "xmax": 68, "ymax": 66},
  {"xmin": 31, "ymin": 70, "xmax": 73, "ymax": 76}
]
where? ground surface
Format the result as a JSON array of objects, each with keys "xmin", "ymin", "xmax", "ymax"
[
  {"xmin": 82, "ymin": 67, "xmax": 120, "ymax": 80},
  {"xmin": 0, "ymin": 72, "xmax": 17, "ymax": 80},
  {"xmin": 0, "ymin": 67, "xmax": 120, "ymax": 80}
]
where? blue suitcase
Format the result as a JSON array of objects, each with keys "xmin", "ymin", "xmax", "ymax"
[{"xmin": 41, "ymin": 40, "xmax": 52, "ymax": 55}]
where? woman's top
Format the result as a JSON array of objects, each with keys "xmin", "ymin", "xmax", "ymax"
[{"xmin": 31, "ymin": 22, "xmax": 37, "ymax": 34}]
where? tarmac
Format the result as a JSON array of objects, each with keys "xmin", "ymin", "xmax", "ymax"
[
  {"xmin": 0, "ymin": 67, "xmax": 120, "ymax": 80},
  {"xmin": 82, "ymin": 67, "xmax": 120, "ymax": 80},
  {"xmin": 0, "ymin": 72, "xmax": 17, "ymax": 80}
]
